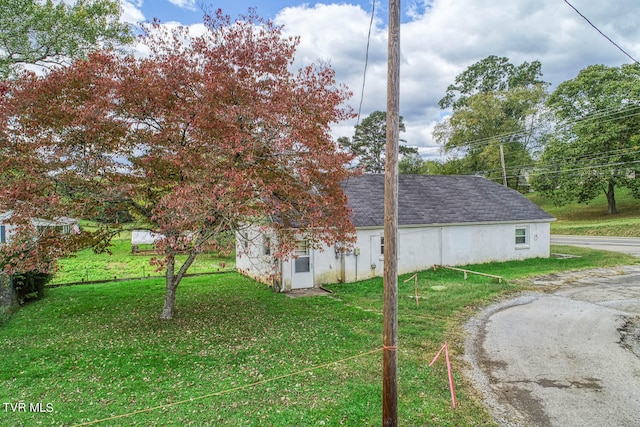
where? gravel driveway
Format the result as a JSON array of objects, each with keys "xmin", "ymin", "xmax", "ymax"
[{"xmin": 464, "ymin": 266, "xmax": 640, "ymax": 427}]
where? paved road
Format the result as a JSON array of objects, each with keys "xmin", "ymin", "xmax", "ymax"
[
  {"xmin": 551, "ymin": 235, "xmax": 640, "ymax": 256},
  {"xmin": 464, "ymin": 266, "xmax": 640, "ymax": 427}
]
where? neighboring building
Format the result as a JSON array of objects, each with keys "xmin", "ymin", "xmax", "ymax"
[
  {"xmin": 0, "ymin": 211, "xmax": 80, "ymax": 312},
  {"xmin": 236, "ymin": 174, "xmax": 555, "ymax": 291},
  {"xmin": 131, "ymin": 230, "xmax": 164, "ymax": 254},
  {"xmin": 0, "ymin": 211, "xmax": 80, "ymax": 244}
]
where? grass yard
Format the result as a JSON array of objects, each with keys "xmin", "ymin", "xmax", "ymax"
[
  {"xmin": 2, "ymin": 245, "xmax": 637, "ymax": 426},
  {"xmin": 51, "ymin": 231, "xmax": 234, "ymax": 285},
  {"xmin": 529, "ymin": 187, "xmax": 640, "ymax": 236}
]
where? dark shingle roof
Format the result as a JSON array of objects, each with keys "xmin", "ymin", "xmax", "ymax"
[{"xmin": 341, "ymin": 174, "xmax": 554, "ymax": 227}]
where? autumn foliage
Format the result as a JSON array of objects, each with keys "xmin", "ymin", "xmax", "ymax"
[{"xmin": 0, "ymin": 10, "xmax": 357, "ymax": 319}]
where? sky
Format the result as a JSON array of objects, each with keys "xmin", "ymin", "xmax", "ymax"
[{"xmin": 121, "ymin": 1, "xmax": 640, "ymax": 160}]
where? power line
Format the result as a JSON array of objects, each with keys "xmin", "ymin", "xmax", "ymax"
[
  {"xmin": 356, "ymin": 0, "xmax": 376, "ymax": 127},
  {"xmin": 530, "ymin": 159, "xmax": 640, "ymax": 176},
  {"xmin": 446, "ymin": 104, "xmax": 640, "ymax": 152},
  {"xmin": 563, "ymin": 0, "xmax": 639, "ymax": 64},
  {"xmin": 479, "ymin": 147, "xmax": 640, "ymax": 176}
]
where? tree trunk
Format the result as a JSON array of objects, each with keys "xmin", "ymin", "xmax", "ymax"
[
  {"xmin": 606, "ymin": 179, "xmax": 617, "ymax": 214},
  {"xmin": 160, "ymin": 251, "xmax": 198, "ymax": 320},
  {"xmin": 161, "ymin": 278, "xmax": 178, "ymax": 320}
]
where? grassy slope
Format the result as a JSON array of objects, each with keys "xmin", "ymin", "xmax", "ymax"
[
  {"xmin": 51, "ymin": 231, "xmax": 234, "ymax": 284},
  {"xmin": 529, "ymin": 187, "xmax": 640, "ymax": 236},
  {"xmin": 2, "ymin": 246, "xmax": 637, "ymax": 426}
]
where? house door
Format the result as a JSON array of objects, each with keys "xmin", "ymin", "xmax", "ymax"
[{"xmin": 291, "ymin": 240, "xmax": 314, "ymax": 289}]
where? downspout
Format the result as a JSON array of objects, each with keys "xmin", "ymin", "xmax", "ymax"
[
  {"xmin": 355, "ymin": 250, "xmax": 358, "ymax": 281},
  {"xmin": 439, "ymin": 227, "xmax": 444, "ymax": 266}
]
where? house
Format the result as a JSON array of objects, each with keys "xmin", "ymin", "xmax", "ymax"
[
  {"xmin": 236, "ymin": 174, "xmax": 555, "ymax": 291},
  {"xmin": 0, "ymin": 211, "xmax": 80, "ymax": 244}
]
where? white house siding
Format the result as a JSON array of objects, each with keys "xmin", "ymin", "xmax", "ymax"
[
  {"xmin": 329, "ymin": 222, "xmax": 549, "ymax": 285},
  {"xmin": 439, "ymin": 221, "xmax": 550, "ymax": 266},
  {"xmin": 241, "ymin": 220, "xmax": 550, "ymax": 290},
  {"xmin": 235, "ymin": 227, "xmax": 279, "ymax": 287}
]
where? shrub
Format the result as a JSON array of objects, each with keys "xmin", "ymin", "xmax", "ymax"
[{"xmin": 12, "ymin": 271, "xmax": 53, "ymax": 304}]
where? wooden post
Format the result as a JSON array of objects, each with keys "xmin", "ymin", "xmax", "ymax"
[
  {"xmin": 383, "ymin": 0, "xmax": 400, "ymax": 426},
  {"xmin": 500, "ymin": 144, "xmax": 507, "ymax": 187}
]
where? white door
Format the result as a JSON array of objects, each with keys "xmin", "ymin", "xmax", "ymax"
[{"xmin": 292, "ymin": 240, "xmax": 314, "ymax": 289}]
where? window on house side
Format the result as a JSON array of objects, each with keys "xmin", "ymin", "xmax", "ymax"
[
  {"xmin": 0, "ymin": 225, "xmax": 5, "ymax": 243},
  {"xmin": 264, "ymin": 236, "xmax": 271, "ymax": 256},
  {"xmin": 515, "ymin": 227, "xmax": 528, "ymax": 246}
]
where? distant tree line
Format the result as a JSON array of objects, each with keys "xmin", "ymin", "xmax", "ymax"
[{"xmin": 345, "ymin": 56, "xmax": 640, "ymax": 215}]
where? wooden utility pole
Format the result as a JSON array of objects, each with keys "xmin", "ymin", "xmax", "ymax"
[
  {"xmin": 383, "ymin": 0, "xmax": 400, "ymax": 426},
  {"xmin": 500, "ymin": 144, "xmax": 508, "ymax": 187}
]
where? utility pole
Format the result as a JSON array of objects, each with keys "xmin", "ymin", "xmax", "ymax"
[
  {"xmin": 500, "ymin": 144, "xmax": 508, "ymax": 187},
  {"xmin": 383, "ymin": 0, "xmax": 400, "ymax": 426}
]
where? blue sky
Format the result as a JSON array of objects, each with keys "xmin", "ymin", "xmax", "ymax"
[
  {"xmin": 135, "ymin": 1, "xmax": 430, "ymax": 27},
  {"xmin": 125, "ymin": 1, "xmax": 640, "ymax": 158},
  {"xmin": 138, "ymin": 1, "xmax": 377, "ymax": 25}
]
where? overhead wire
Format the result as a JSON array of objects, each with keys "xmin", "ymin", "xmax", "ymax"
[
  {"xmin": 436, "ymin": 2, "xmax": 640, "ymax": 178},
  {"xmin": 478, "ymin": 147, "xmax": 640, "ymax": 177},
  {"xmin": 356, "ymin": 0, "xmax": 376, "ymax": 127},
  {"xmin": 445, "ymin": 104, "xmax": 640, "ymax": 153},
  {"xmin": 563, "ymin": 0, "xmax": 639, "ymax": 64},
  {"xmin": 530, "ymin": 159, "xmax": 640, "ymax": 177},
  {"xmin": 445, "ymin": 105, "xmax": 640, "ymax": 179}
]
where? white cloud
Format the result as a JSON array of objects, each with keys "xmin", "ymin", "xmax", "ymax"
[
  {"xmin": 166, "ymin": 0, "xmax": 197, "ymax": 11},
  {"xmin": 120, "ymin": 0, "xmax": 146, "ymax": 24},
  {"xmin": 275, "ymin": 0, "xmax": 640, "ymax": 159}
]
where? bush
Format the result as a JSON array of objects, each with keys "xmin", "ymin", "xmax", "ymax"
[{"xmin": 12, "ymin": 271, "xmax": 53, "ymax": 304}]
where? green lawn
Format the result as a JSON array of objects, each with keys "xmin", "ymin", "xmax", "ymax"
[
  {"xmin": 529, "ymin": 187, "xmax": 640, "ymax": 236},
  {"xmin": 1, "ymin": 245, "xmax": 636, "ymax": 426},
  {"xmin": 51, "ymin": 231, "xmax": 234, "ymax": 285}
]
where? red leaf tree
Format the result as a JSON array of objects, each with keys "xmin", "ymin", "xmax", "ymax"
[{"xmin": 0, "ymin": 10, "xmax": 357, "ymax": 319}]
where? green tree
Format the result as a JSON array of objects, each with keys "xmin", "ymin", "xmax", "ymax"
[
  {"xmin": 433, "ymin": 56, "xmax": 550, "ymax": 190},
  {"xmin": 338, "ymin": 110, "xmax": 417, "ymax": 173},
  {"xmin": 0, "ymin": 0, "xmax": 133, "ymax": 79},
  {"xmin": 439, "ymin": 55, "xmax": 546, "ymax": 110},
  {"xmin": 429, "ymin": 157, "xmax": 468, "ymax": 175},
  {"xmin": 398, "ymin": 153, "xmax": 454, "ymax": 175},
  {"xmin": 534, "ymin": 64, "xmax": 640, "ymax": 214},
  {"xmin": 398, "ymin": 152, "xmax": 429, "ymax": 174}
]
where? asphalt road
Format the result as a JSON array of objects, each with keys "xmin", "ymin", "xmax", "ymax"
[
  {"xmin": 551, "ymin": 235, "xmax": 640, "ymax": 257},
  {"xmin": 464, "ymin": 259, "xmax": 640, "ymax": 425}
]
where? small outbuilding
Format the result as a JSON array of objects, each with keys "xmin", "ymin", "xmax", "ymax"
[
  {"xmin": 0, "ymin": 211, "xmax": 80, "ymax": 244},
  {"xmin": 236, "ymin": 174, "xmax": 555, "ymax": 291}
]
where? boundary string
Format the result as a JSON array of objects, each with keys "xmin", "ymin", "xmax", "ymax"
[{"xmin": 70, "ymin": 347, "xmax": 384, "ymax": 427}]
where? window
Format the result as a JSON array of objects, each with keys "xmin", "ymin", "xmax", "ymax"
[
  {"xmin": 0, "ymin": 225, "xmax": 5, "ymax": 243},
  {"xmin": 380, "ymin": 236, "xmax": 385, "ymax": 256},
  {"xmin": 515, "ymin": 226, "xmax": 529, "ymax": 247},
  {"xmin": 263, "ymin": 236, "xmax": 271, "ymax": 256},
  {"xmin": 294, "ymin": 240, "xmax": 310, "ymax": 273}
]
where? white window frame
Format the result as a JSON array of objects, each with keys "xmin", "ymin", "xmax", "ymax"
[{"xmin": 515, "ymin": 225, "xmax": 529, "ymax": 248}]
